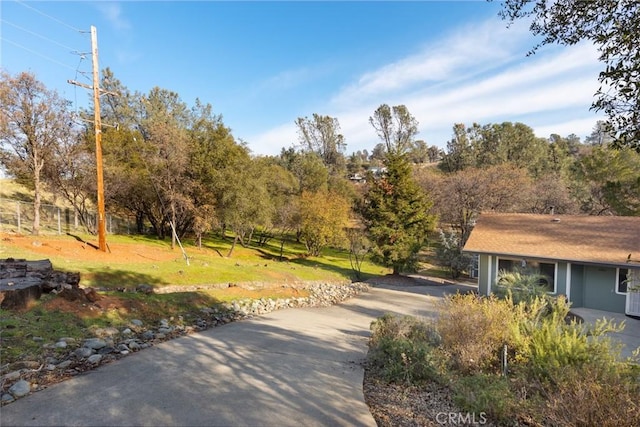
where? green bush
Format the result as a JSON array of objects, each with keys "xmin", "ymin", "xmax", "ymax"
[
  {"xmin": 511, "ymin": 296, "xmax": 625, "ymax": 381},
  {"xmin": 368, "ymin": 313, "xmax": 442, "ymax": 384},
  {"xmin": 493, "ymin": 269, "xmax": 553, "ymax": 306},
  {"xmin": 452, "ymin": 374, "xmax": 520, "ymax": 425}
]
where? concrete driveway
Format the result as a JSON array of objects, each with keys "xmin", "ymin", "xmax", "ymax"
[{"xmin": 0, "ymin": 283, "xmax": 470, "ymax": 427}]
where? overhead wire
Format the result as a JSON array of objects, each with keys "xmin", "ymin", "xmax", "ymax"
[
  {"xmin": 6, "ymin": 0, "xmax": 94, "ymax": 117},
  {"xmin": 1, "ymin": 19, "xmax": 79, "ymax": 52},
  {"xmin": 1, "ymin": 37, "xmax": 78, "ymax": 71},
  {"xmin": 14, "ymin": 0, "xmax": 86, "ymax": 34}
]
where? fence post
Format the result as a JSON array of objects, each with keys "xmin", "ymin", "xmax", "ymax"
[{"xmin": 17, "ymin": 201, "xmax": 21, "ymax": 234}]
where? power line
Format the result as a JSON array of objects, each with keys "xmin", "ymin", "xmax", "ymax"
[
  {"xmin": 14, "ymin": 0, "xmax": 86, "ymax": 34},
  {"xmin": 1, "ymin": 19, "xmax": 79, "ymax": 52},
  {"xmin": 1, "ymin": 37, "xmax": 77, "ymax": 71}
]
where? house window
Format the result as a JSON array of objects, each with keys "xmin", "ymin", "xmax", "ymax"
[
  {"xmin": 617, "ymin": 268, "xmax": 629, "ymax": 294},
  {"xmin": 497, "ymin": 257, "xmax": 556, "ymax": 293}
]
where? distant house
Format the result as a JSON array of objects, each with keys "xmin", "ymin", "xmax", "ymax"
[{"xmin": 463, "ymin": 213, "xmax": 640, "ymax": 315}]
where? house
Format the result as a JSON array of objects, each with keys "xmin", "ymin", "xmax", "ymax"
[{"xmin": 462, "ymin": 213, "xmax": 640, "ymax": 315}]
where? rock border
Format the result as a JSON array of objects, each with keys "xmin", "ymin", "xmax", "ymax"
[{"xmin": 0, "ymin": 281, "xmax": 369, "ymax": 405}]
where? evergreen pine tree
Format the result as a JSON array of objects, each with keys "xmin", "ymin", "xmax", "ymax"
[{"xmin": 361, "ymin": 151, "xmax": 437, "ymax": 274}]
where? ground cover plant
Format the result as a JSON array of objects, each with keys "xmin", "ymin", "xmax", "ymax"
[{"xmin": 366, "ymin": 290, "xmax": 640, "ymax": 426}]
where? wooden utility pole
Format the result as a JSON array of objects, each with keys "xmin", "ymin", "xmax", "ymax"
[
  {"xmin": 91, "ymin": 26, "xmax": 107, "ymax": 252},
  {"xmin": 68, "ymin": 26, "xmax": 107, "ymax": 252}
]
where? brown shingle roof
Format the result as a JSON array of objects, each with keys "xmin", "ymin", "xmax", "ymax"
[{"xmin": 462, "ymin": 213, "xmax": 640, "ymax": 267}]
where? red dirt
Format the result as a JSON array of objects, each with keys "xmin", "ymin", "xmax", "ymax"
[{"xmin": 1, "ymin": 232, "xmax": 178, "ymax": 264}]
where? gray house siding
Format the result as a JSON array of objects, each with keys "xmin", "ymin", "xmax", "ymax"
[
  {"xmin": 474, "ymin": 255, "xmax": 626, "ymax": 314},
  {"xmin": 582, "ymin": 265, "xmax": 626, "ymax": 313},
  {"xmin": 570, "ymin": 265, "xmax": 584, "ymax": 308},
  {"xmin": 478, "ymin": 254, "xmax": 491, "ymax": 295}
]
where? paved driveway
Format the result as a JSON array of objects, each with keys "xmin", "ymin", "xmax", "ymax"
[{"xmin": 0, "ymin": 284, "xmax": 470, "ymax": 427}]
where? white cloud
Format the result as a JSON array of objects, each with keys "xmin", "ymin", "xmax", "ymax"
[
  {"xmin": 248, "ymin": 16, "xmax": 604, "ymax": 155},
  {"xmin": 331, "ymin": 18, "xmax": 531, "ymax": 107},
  {"xmin": 95, "ymin": 3, "xmax": 131, "ymax": 32}
]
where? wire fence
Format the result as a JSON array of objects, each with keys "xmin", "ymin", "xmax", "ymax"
[{"xmin": 0, "ymin": 198, "xmax": 135, "ymax": 236}]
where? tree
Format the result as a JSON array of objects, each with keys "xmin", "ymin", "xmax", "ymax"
[
  {"xmin": 572, "ymin": 145, "xmax": 640, "ymax": 215},
  {"xmin": 137, "ymin": 87, "xmax": 192, "ymax": 245},
  {"xmin": 498, "ymin": 0, "xmax": 640, "ymax": 151},
  {"xmin": 298, "ymin": 190, "xmax": 350, "ymax": 257},
  {"xmin": 360, "ymin": 151, "xmax": 436, "ymax": 274},
  {"xmin": 431, "ymin": 164, "xmax": 531, "ymax": 247},
  {"xmin": 295, "ymin": 114, "xmax": 346, "ymax": 175},
  {"xmin": 440, "ymin": 122, "xmax": 548, "ymax": 176},
  {"xmin": 439, "ymin": 123, "xmax": 477, "ymax": 173},
  {"xmin": 0, "ymin": 71, "xmax": 74, "ymax": 235},
  {"xmin": 369, "ymin": 104, "xmax": 419, "ymax": 155}
]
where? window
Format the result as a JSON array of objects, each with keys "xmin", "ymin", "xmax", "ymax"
[
  {"xmin": 617, "ymin": 268, "xmax": 629, "ymax": 294},
  {"xmin": 497, "ymin": 257, "xmax": 556, "ymax": 293}
]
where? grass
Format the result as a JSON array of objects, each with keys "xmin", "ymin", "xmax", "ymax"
[
  {"xmin": 0, "ymin": 228, "xmax": 389, "ymax": 365},
  {"xmin": 0, "ymin": 231, "xmax": 389, "ymax": 289}
]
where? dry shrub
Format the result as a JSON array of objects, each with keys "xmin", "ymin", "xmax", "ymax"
[
  {"xmin": 436, "ymin": 293, "xmax": 518, "ymax": 373},
  {"xmin": 541, "ymin": 363, "xmax": 640, "ymax": 427}
]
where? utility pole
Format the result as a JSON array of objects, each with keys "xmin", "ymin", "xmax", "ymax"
[
  {"xmin": 91, "ymin": 25, "xmax": 107, "ymax": 252},
  {"xmin": 69, "ymin": 25, "xmax": 107, "ymax": 252}
]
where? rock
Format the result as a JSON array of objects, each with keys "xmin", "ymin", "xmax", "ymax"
[
  {"xmin": 9, "ymin": 380, "xmax": 31, "ymax": 397},
  {"xmin": 84, "ymin": 287, "xmax": 101, "ymax": 302},
  {"xmin": 32, "ymin": 336, "xmax": 44, "ymax": 342},
  {"xmin": 1, "ymin": 393, "xmax": 15, "ymax": 403},
  {"xmin": 131, "ymin": 319, "xmax": 143, "ymax": 327},
  {"xmin": 98, "ymin": 346, "xmax": 116, "ymax": 355},
  {"xmin": 87, "ymin": 354, "xmax": 102, "ymax": 365},
  {"xmin": 127, "ymin": 341, "xmax": 141, "ymax": 351},
  {"xmin": 83, "ymin": 338, "xmax": 107, "ymax": 350},
  {"xmin": 122, "ymin": 328, "xmax": 133, "ymax": 335},
  {"xmin": 56, "ymin": 360, "xmax": 72, "ymax": 369},
  {"xmin": 55, "ymin": 341, "xmax": 68, "ymax": 349},
  {"xmin": 141, "ymin": 331, "xmax": 155, "ymax": 340},
  {"xmin": 136, "ymin": 284, "xmax": 154, "ymax": 294},
  {"xmin": 2, "ymin": 371, "xmax": 21, "ymax": 382},
  {"xmin": 74, "ymin": 347, "xmax": 94, "ymax": 358}
]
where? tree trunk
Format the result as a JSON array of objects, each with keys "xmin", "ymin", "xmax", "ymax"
[
  {"xmin": 226, "ymin": 235, "xmax": 239, "ymax": 258},
  {"xmin": 32, "ymin": 164, "xmax": 42, "ymax": 236},
  {"xmin": 170, "ymin": 201, "xmax": 176, "ymax": 250}
]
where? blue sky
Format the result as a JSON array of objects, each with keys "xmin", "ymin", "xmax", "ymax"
[{"xmin": 1, "ymin": 1, "xmax": 604, "ymax": 156}]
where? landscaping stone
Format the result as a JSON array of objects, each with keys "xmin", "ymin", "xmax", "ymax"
[
  {"xmin": 83, "ymin": 338, "xmax": 107, "ymax": 350},
  {"xmin": 8, "ymin": 380, "xmax": 30, "ymax": 397},
  {"xmin": 1, "ymin": 280, "xmax": 370, "ymax": 406}
]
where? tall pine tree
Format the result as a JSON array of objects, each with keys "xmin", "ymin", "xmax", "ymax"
[{"xmin": 360, "ymin": 151, "xmax": 436, "ymax": 274}]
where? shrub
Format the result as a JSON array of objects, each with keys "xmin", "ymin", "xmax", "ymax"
[
  {"xmin": 452, "ymin": 374, "xmax": 520, "ymax": 425},
  {"xmin": 493, "ymin": 269, "xmax": 553, "ymax": 306},
  {"xmin": 540, "ymin": 362, "xmax": 640, "ymax": 427},
  {"xmin": 368, "ymin": 313, "xmax": 442, "ymax": 384},
  {"xmin": 435, "ymin": 229, "xmax": 472, "ymax": 279},
  {"xmin": 436, "ymin": 293, "xmax": 520, "ymax": 374},
  {"xmin": 511, "ymin": 296, "xmax": 625, "ymax": 381}
]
